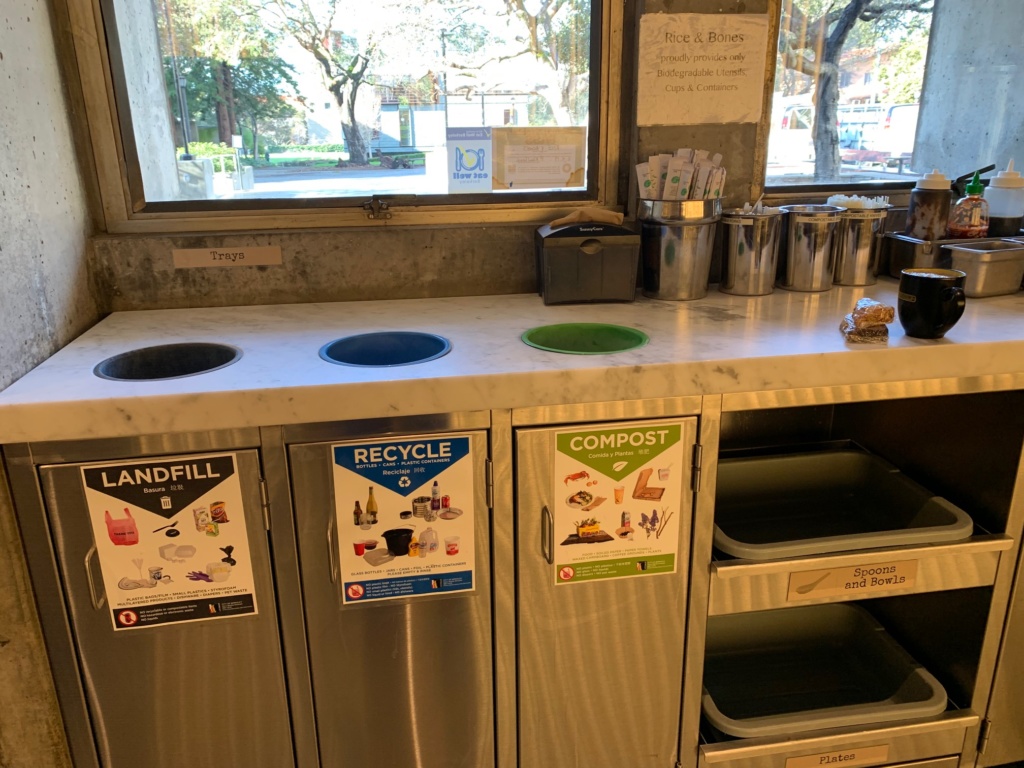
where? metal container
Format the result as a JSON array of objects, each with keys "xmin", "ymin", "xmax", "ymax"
[
  {"xmin": 833, "ymin": 206, "xmax": 890, "ymax": 286},
  {"xmin": 944, "ymin": 240, "xmax": 1024, "ymax": 297},
  {"xmin": 882, "ymin": 233, "xmax": 1007, "ymax": 277},
  {"xmin": 638, "ymin": 199, "xmax": 721, "ymax": 300},
  {"xmin": 719, "ymin": 209, "xmax": 785, "ymax": 296},
  {"xmin": 777, "ymin": 204, "xmax": 844, "ymax": 292}
]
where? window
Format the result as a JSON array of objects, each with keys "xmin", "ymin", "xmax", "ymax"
[
  {"xmin": 765, "ymin": 1, "xmax": 1023, "ymax": 191},
  {"xmin": 98, "ymin": 0, "xmax": 606, "ymax": 217}
]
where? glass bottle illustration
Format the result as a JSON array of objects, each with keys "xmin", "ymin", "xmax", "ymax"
[
  {"xmin": 366, "ymin": 486, "xmax": 378, "ymax": 525},
  {"xmin": 352, "ymin": 500, "xmax": 363, "ymax": 527}
]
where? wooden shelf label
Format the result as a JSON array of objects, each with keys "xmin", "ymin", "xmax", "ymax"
[
  {"xmin": 172, "ymin": 246, "xmax": 282, "ymax": 268},
  {"xmin": 786, "ymin": 745, "xmax": 890, "ymax": 768},
  {"xmin": 787, "ymin": 560, "xmax": 918, "ymax": 601}
]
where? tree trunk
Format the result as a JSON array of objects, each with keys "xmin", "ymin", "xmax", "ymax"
[
  {"xmin": 811, "ymin": 0, "xmax": 870, "ymax": 181},
  {"xmin": 215, "ymin": 62, "xmax": 232, "ymax": 143},
  {"xmin": 813, "ymin": 65, "xmax": 841, "ymax": 180},
  {"xmin": 342, "ymin": 82, "xmax": 369, "ymax": 165}
]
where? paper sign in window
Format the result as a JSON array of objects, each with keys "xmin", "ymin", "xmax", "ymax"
[{"xmin": 637, "ymin": 13, "xmax": 770, "ymax": 126}]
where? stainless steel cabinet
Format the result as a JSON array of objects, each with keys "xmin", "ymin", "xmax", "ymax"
[
  {"xmin": 691, "ymin": 390, "xmax": 1024, "ymax": 768},
  {"xmin": 286, "ymin": 428, "xmax": 494, "ymax": 768},
  {"xmin": 515, "ymin": 416, "xmax": 698, "ymax": 768},
  {"xmin": 28, "ymin": 447, "xmax": 293, "ymax": 768},
  {"xmin": 977, "ymin": 545, "xmax": 1024, "ymax": 767}
]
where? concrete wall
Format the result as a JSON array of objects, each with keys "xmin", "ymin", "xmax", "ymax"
[
  {"xmin": 90, "ymin": 225, "xmax": 537, "ymax": 311},
  {"xmin": 110, "ymin": 0, "xmax": 181, "ymax": 200},
  {"xmin": 0, "ymin": 1, "xmax": 97, "ymax": 765},
  {"xmin": 914, "ymin": 0, "xmax": 1024, "ymax": 176}
]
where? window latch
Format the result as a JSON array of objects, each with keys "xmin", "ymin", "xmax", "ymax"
[{"xmin": 363, "ymin": 196, "xmax": 392, "ymax": 220}]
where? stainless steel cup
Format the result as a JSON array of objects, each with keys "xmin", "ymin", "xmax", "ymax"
[
  {"xmin": 638, "ymin": 199, "xmax": 721, "ymax": 301},
  {"xmin": 719, "ymin": 209, "xmax": 785, "ymax": 296},
  {"xmin": 778, "ymin": 204, "xmax": 844, "ymax": 292},
  {"xmin": 833, "ymin": 207, "xmax": 890, "ymax": 286}
]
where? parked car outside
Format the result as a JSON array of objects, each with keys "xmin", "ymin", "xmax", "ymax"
[
  {"xmin": 838, "ymin": 103, "xmax": 920, "ymax": 168},
  {"xmin": 876, "ymin": 104, "xmax": 920, "ymax": 162},
  {"xmin": 838, "ymin": 104, "xmax": 886, "ymax": 150},
  {"xmin": 767, "ymin": 99, "xmax": 815, "ymax": 165}
]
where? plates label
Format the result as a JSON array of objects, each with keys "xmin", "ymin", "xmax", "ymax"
[{"xmin": 786, "ymin": 745, "xmax": 890, "ymax": 768}]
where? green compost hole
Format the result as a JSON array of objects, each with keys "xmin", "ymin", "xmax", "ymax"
[{"xmin": 521, "ymin": 323, "xmax": 649, "ymax": 355}]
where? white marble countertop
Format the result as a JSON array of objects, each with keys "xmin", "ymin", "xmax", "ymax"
[{"xmin": 2, "ymin": 278, "xmax": 1023, "ymax": 443}]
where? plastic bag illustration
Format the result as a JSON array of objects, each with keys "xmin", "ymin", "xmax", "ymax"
[{"xmin": 105, "ymin": 508, "xmax": 139, "ymax": 546}]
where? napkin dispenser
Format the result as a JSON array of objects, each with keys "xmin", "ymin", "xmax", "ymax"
[{"xmin": 534, "ymin": 222, "xmax": 640, "ymax": 305}]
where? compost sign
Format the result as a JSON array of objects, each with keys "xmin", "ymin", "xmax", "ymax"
[
  {"xmin": 80, "ymin": 452, "xmax": 258, "ymax": 631},
  {"xmin": 552, "ymin": 420, "xmax": 687, "ymax": 585}
]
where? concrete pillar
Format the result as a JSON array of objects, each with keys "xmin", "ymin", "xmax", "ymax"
[
  {"xmin": 110, "ymin": 0, "xmax": 182, "ymax": 200},
  {"xmin": 914, "ymin": 0, "xmax": 1024, "ymax": 176}
]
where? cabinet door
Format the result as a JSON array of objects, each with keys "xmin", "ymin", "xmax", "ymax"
[
  {"xmin": 516, "ymin": 417, "xmax": 697, "ymax": 768},
  {"xmin": 288, "ymin": 431, "xmax": 493, "ymax": 768},
  {"xmin": 978, "ymin": 555, "xmax": 1024, "ymax": 766},
  {"xmin": 40, "ymin": 450, "xmax": 293, "ymax": 768}
]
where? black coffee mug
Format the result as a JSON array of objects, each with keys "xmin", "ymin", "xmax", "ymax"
[{"xmin": 897, "ymin": 268, "xmax": 967, "ymax": 339}]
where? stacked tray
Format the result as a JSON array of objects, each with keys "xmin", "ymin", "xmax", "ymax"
[
  {"xmin": 702, "ymin": 603, "xmax": 948, "ymax": 738},
  {"xmin": 713, "ymin": 448, "xmax": 973, "ymax": 560}
]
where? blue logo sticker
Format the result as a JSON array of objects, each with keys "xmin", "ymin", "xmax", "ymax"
[{"xmin": 334, "ymin": 437, "xmax": 470, "ymax": 496}]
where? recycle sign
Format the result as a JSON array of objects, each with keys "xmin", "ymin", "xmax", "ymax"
[{"xmin": 333, "ymin": 436, "xmax": 470, "ymax": 497}]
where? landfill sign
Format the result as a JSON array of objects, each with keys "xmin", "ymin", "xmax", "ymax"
[
  {"xmin": 80, "ymin": 452, "xmax": 258, "ymax": 630},
  {"xmin": 553, "ymin": 420, "xmax": 687, "ymax": 585},
  {"xmin": 332, "ymin": 433, "xmax": 477, "ymax": 604}
]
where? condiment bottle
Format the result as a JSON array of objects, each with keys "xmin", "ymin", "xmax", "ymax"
[
  {"xmin": 408, "ymin": 535, "xmax": 419, "ymax": 558},
  {"xmin": 983, "ymin": 159, "xmax": 1024, "ymax": 236},
  {"xmin": 947, "ymin": 171, "xmax": 989, "ymax": 238},
  {"xmin": 904, "ymin": 169, "xmax": 952, "ymax": 241}
]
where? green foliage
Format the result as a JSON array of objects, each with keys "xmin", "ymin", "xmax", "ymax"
[
  {"xmin": 177, "ymin": 141, "xmax": 238, "ymax": 171},
  {"xmin": 286, "ymin": 144, "xmax": 348, "ymax": 153},
  {"xmin": 878, "ymin": 27, "xmax": 927, "ymax": 103}
]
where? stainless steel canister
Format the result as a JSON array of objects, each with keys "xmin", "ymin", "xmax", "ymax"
[
  {"xmin": 833, "ymin": 206, "xmax": 890, "ymax": 286},
  {"xmin": 778, "ymin": 204, "xmax": 845, "ymax": 292},
  {"xmin": 719, "ymin": 208, "xmax": 785, "ymax": 296},
  {"xmin": 638, "ymin": 199, "xmax": 721, "ymax": 300}
]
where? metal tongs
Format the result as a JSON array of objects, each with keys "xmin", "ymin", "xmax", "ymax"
[{"xmin": 953, "ymin": 164, "xmax": 996, "ymax": 198}]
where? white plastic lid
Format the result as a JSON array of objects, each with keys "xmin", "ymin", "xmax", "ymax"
[
  {"xmin": 915, "ymin": 169, "xmax": 951, "ymax": 190},
  {"xmin": 989, "ymin": 159, "xmax": 1024, "ymax": 188}
]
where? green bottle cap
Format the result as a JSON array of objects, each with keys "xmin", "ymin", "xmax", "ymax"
[{"xmin": 966, "ymin": 171, "xmax": 984, "ymax": 195}]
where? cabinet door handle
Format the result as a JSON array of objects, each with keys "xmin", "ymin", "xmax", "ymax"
[
  {"xmin": 326, "ymin": 516, "xmax": 338, "ymax": 584},
  {"xmin": 541, "ymin": 505, "xmax": 554, "ymax": 564},
  {"xmin": 84, "ymin": 546, "xmax": 106, "ymax": 610}
]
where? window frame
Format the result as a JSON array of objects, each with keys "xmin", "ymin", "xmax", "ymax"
[{"xmin": 66, "ymin": 0, "xmax": 624, "ymax": 234}]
